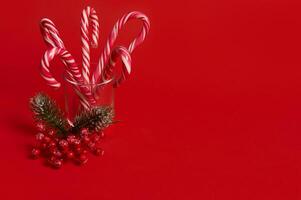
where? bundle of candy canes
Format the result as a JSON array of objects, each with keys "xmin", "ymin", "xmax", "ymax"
[
  {"xmin": 30, "ymin": 6, "xmax": 150, "ymax": 168},
  {"xmin": 40, "ymin": 6, "xmax": 150, "ymax": 109}
]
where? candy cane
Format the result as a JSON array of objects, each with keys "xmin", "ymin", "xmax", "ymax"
[
  {"xmin": 93, "ymin": 11, "xmax": 150, "ymax": 84},
  {"xmin": 41, "ymin": 47, "xmax": 95, "ymax": 109},
  {"xmin": 81, "ymin": 6, "xmax": 99, "ymax": 84},
  {"xmin": 103, "ymin": 46, "xmax": 132, "ymax": 87},
  {"xmin": 40, "ymin": 18, "xmax": 65, "ymax": 48}
]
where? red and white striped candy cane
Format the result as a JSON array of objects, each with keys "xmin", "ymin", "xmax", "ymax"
[
  {"xmin": 103, "ymin": 46, "xmax": 132, "ymax": 87},
  {"xmin": 81, "ymin": 6, "xmax": 99, "ymax": 84},
  {"xmin": 93, "ymin": 11, "xmax": 150, "ymax": 84},
  {"xmin": 40, "ymin": 18, "xmax": 65, "ymax": 48},
  {"xmin": 41, "ymin": 47, "xmax": 95, "ymax": 109}
]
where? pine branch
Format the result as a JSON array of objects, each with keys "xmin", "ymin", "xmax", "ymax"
[
  {"xmin": 30, "ymin": 93, "xmax": 68, "ymax": 135},
  {"xmin": 70, "ymin": 106, "xmax": 114, "ymax": 133}
]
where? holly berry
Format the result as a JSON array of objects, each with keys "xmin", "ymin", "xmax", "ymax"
[
  {"xmin": 31, "ymin": 148, "xmax": 41, "ymax": 159},
  {"xmin": 87, "ymin": 142, "xmax": 96, "ymax": 151},
  {"xmin": 35, "ymin": 133, "xmax": 45, "ymax": 141},
  {"xmin": 59, "ymin": 139, "xmax": 68, "ymax": 149},
  {"xmin": 36, "ymin": 122, "xmax": 46, "ymax": 132},
  {"xmin": 53, "ymin": 137, "xmax": 59, "ymax": 143},
  {"xmin": 93, "ymin": 148, "xmax": 104, "ymax": 156},
  {"xmin": 51, "ymin": 149, "xmax": 62, "ymax": 158},
  {"xmin": 43, "ymin": 136, "xmax": 51, "ymax": 144},
  {"xmin": 48, "ymin": 156, "xmax": 62, "ymax": 169},
  {"xmin": 91, "ymin": 134, "xmax": 101, "ymax": 143},
  {"xmin": 74, "ymin": 147, "xmax": 82, "ymax": 155},
  {"xmin": 77, "ymin": 154, "xmax": 88, "ymax": 165},
  {"xmin": 72, "ymin": 139, "xmax": 81, "ymax": 147},
  {"xmin": 47, "ymin": 129, "xmax": 56, "ymax": 137},
  {"xmin": 81, "ymin": 136, "xmax": 90, "ymax": 144},
  {"xmin": 48, "ymin": 141, "xmax": 57, "ymax": 149},
  {"xmin": 82, "ymin": 149, "xmax": 88, "ymax": 154},
  {"xmin": 80, "ymin": 128, "xmax": 89, "ymax": 136},
  {"xmin": 65, "ymin": 151, "xmax": 75, "ymax": 159},
  {"xmin": 52, "ymin": 159, "xmax": 63, "ymax": 169},
  {"xmin": 67, "ymin": 135, "xmax": 76, "ymax": 143},
  {"xmin": 39, "ymin": 142, "xmax": 47, "ymax": 150},
  {"xmin": 48, "ymin": 156, "xmax": 55, "ymax": 163}
]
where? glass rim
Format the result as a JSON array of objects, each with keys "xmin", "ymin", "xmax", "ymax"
[{"xmin": 64, "ymin": 76, "xmax": 115, "ymax": 87}]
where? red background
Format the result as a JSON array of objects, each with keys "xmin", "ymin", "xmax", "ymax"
[{"xmin": 1, "ymin": 0, "xmax": 301, "ymax": 199}]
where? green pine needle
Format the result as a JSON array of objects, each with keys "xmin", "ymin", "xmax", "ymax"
[
  {"xmin": 30, "ymin": 93, "xmax": 115, "ymax": 136},
  {"xmin": 30, "ymin": 93, "xmax": 68, "ymax": 135},
  {"xmin": 71, "ymin": 106, "xmax": 114, "ymax": 134}
]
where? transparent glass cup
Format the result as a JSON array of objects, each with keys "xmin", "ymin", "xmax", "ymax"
[{"xmin": 63, "ymin": 76, "xmax": 115, "ymax": 122}]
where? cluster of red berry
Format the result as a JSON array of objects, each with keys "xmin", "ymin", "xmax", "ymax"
[{"xmin": 31, "ymin": 123, "xmax": 104, "ymax": 168}]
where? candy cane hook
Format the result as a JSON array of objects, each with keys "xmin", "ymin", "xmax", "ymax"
[
  {"xmin": 93, "ymin": 11, "xmax": 150, "ymax": 84},
  {"xmin": 40, "ymin": 18, "xmax": 65, "ymax": 48}
]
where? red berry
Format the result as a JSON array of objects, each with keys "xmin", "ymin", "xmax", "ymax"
[
  {"xmin": 59, "ymin": 139, "xmax": 68, "ymax": 149},
  {"xmin": 31, "ymin": 148, "xmax": 40, "ymax": 159},
  {"xmin": 74, "ymin": 147, "xmax": 82, "ymax": 155},
  {"xmin": 36, "ymin": 122, "xmax": 46, "ymax": 132},
  {"xmin": 77, "ymin": 154, "xmax": 88, "ymax": 165},
  {"xmin": 91, "ymin": 134, "xmax": 101, "ymax": 143},
  {"xmin": 48, "ymin": 141, "xmax": 56, "ymax": 149},
  {"xmin": 72, "ymin": 139, "xmax": 81, "ymax": 147},
  {"xmin": 43, "ymin": 136, "xmax": 51, "ymax": 143},
  {"xmin": 39, "ymin": 142, "xmax": 47, "ymax": 150},
  {"xmin": 82, "ymin": 149, "xmax": 88, "ymax": 154},
  {"xmin": 66, "ymin": 151, "xmax": 75, "ymax": 159},
  {"xmin": 53, "ymin": 137, "xmax": 59, "ymax": 143},
  {"xmin": 52, "ymin": 159, "xmax": 62, "ymax": 168},
  {"xmin": 48, "ymin": 156, "xmax": 56, "ymax": 163},
  {"xmin": 67, "ymin": 135, "xmax": 76, "ymax": 143},
  {"xmin": 81, "ymin": 136, "xmax": 90, "ymax": 144},
  {"xmin": 52, "ymin": 149, "xmax": 63, "ymax": 158},
  {"xmin": 80, "ymin": 128, "xmax": 89, "ymax": 136},
  {"xmin": 48, "ymin": 130, "xmax": 56, "ymax": 137},
  {"xmin": 87, "ymin": 142, "xmax": 96, "ymax": 151},
  {"xmin": 48, "ymin": 148, "xmax": 56, "ymax": 156},
  {"xmin": 93, "ymin": 148, "xmax": 104, "ymax": 156},
  {"xmin": 47, "ymin": 156, "xmax": 63, "ymax": 168},
  {"xmin": 100, "ymin": 132, "xmax": 105, "ymax": 138},
  {"xmin": 35, "ymin": 133, "xmax": 45, "ymax": 141}
]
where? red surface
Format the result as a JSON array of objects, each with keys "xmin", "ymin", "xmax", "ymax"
[{"xmin": 1, "ymin": 0, "xmax": 301, "ymax": 199}]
